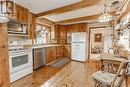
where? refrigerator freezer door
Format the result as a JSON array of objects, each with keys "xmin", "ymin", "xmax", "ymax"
[
  {"xmin": 71, "ymin": 43, "xmax": 86, "ymax": 61},
  {"xmin": 72, "ymin": 32, "xmax": 86, "ymax": 43}
]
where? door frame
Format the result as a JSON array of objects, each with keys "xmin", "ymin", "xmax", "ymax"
[{"xmin": 88, "ymin": 26, "xmax": 107, "ymax": 60}]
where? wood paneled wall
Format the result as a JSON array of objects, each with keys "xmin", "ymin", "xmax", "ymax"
[
  {"xmin": 0, "ymin": 24, "xmax": 10, "ymax": 87},
  {"xmin": 55, "ymin": 23, "xmax": 88, "ymax": 59},
  {"xmin": 55, "ymin": 25, "xmax": 67, "ymax": 44},
  {"xmin": 55, "ymin": 23, "xmax": 88, "ymax": 44},
  {"xmin": 66, "ymin": 23, "xmax": 87, "ymax": 32}
]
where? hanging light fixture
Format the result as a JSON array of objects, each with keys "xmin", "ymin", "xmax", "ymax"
[
  {"xmin": 0, "ymin": 0, "xmax": 15, "ymax": 23},
  {"xmin": 98, "ymin": 4, "xmax": 112, "ymax": 23}
]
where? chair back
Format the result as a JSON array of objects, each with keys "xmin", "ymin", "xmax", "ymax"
[{"xmin": 111, "ymin": 59, "xmax": 128, "ymax": 87}]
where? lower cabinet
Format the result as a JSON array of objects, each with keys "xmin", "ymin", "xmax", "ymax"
[
  {"xmin": 56, "ymin": 46, "xmax": 63, "ymax": 59},
  {"xmin": 46, "ymin": 46, "xmax": 64, "ymax": 64},
  {"xmin": 46, "ymin": 47, "xmax": 56, "ymax": 64},
  {"xmin": 63, "ymin": 45, "xmax": 71, "ymax": 59}
]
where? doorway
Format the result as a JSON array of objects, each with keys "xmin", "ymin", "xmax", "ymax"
[{"xmin": 89, "ymin": 28, "xmax": 113, "ymax": 60}]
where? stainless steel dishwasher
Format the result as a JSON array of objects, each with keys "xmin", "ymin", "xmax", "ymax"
[{"xmin": 33, "ymin": 48, "xmax": 46, "ymax": 70}]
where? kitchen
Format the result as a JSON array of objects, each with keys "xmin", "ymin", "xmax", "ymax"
[{"xmin": 0, "ymin": 0, "xmax": 130, "ymax": 87}]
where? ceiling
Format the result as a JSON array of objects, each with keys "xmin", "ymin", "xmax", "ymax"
[
  {"xmin": 43, "ymin": 4, "xmax": 104, "ymax": 22},
  {"xmin": 15, "ymin": 0, "xmax": 82, "ymax": 13},
  {"xmin": 16, "ymin": 0, "xmax": 124, "ymax": 23}
]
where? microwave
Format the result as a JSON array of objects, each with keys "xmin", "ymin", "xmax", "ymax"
[{"xmin": 7, "ymin": 20, "xmax": 28, "ymax": 35}]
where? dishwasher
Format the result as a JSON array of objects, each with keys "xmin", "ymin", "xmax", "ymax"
[{"xmin": 33, "ymin": 48, "xmax": 46, "ymax": 70}]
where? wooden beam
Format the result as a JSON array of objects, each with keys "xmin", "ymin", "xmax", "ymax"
[
  {"xmin": 118, "ymin": 0, "xmax": 130, "ymax": 21},
  {"xmin": 36, "ymin": 0, "xmax": 101, "ymax": 17},
  {"xmin": 55, "ymin": 11, "xmax": 119, "ymax": 24},
  {"xmin": 0, "ymin": 24, "xmax": 10, "ymax": 87},
  {"xmin": 55, "ymin": 14, "xmax": 101, "ymax": 24}
]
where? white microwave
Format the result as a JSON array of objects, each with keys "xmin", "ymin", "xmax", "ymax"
[{"xmin": 7, "ymin": 21, "xmax": 28, "ymax": 35}]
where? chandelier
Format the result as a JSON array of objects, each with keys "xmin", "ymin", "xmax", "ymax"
[
  {"xmin": 98, "ymin": 4, "xmax": 112, "ymax": 23},
  {"xmin": 0, "ymin": 0, "xmax": 15, "ymax": 23}
]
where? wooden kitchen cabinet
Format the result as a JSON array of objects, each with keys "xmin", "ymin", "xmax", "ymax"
[
  {"xmin": 56, "ymin": 46, "xmax": 63, "ymax": 59},
  {"xmin": 63, "ymin": 45, "xmax": 71, "ymax": 59},
  {"xmin": 28, "ymin": 13, "xmax": 36, "ymax": 39},
  {"xmin": 46, "ymin": 47, "xmax": 56, "ymax": 64},
  {"xmin": 9, "ymin": 4, "xmax": 29, "ymax": 24},
  {"xmin": 17, "ymin": 5, "xmax": 29, "ymax": 23}
]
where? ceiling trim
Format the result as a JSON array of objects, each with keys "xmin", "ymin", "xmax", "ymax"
[
  {"xmin": 89, "ymin": 26, "xmax": 107, "ymax": 29},
  {"xmin": 36, "ymin": 0, "xmax": 101, "ymax": 17}
]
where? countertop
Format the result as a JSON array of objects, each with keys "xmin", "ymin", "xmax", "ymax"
[
  {"xmin": 23, "ymin": 44, "xmax": 62, "ymax": 49},
  {"xmin": 9, "ymin": 43, "xmax": 71, "ymax": 50}
]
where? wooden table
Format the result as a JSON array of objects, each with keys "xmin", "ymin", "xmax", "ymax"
[
  {"xmin": 100, "ymin": 53, "xmax": 124, "ymax": 70},
  {"xmin": 100, "ymin": 56, "xmax": 125, "ymax": 72},
  {"xmin": 100, "ymin": 53, "xmax": 128, "ymax": 87}
]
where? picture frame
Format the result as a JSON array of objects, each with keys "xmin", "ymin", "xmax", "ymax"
[{"xmin": 94, "ymin": 33, "xmax": 102, "ymax": 42}]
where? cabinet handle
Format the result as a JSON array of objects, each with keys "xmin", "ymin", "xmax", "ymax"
[
  {"xmin": 1, "ymin": 45, "xmax": 6, "ymax": 48},
  {"xmin": 2, "ymin": 46, "xmax": 5, "ymax": 48}
]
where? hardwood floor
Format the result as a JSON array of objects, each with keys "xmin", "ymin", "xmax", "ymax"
[{"xmin": 10, "ymin": 60, "xmax": 130, "ymax": 87}]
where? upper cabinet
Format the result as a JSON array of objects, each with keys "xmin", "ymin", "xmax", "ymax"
[
  {"xmin": 8, "ymin": 3, "xmax": 37, "ymax": 38},
  {"xmin": 17, "ymin": 5, "xmax": 29, "ymax": 24},
  {"xmin": 9, "ymin": 4, "xmax": 29, "ymax": 24}
]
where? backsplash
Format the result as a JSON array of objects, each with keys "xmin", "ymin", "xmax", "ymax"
[{"xmin": 8, "ymin": 35, "xmax": 32, "ymax": 46}]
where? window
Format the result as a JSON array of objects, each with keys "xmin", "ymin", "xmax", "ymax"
[{"xmin": 35, "ymin": 24, "xmax": 50, "ymax": 44}]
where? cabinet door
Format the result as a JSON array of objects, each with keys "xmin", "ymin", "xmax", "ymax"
[
  {"xmin": 15, "ymin": 5, "xmax": 19, "ymax": 20},
  {"xmin": 17, "ymin": 5, "xmax": 28, "ymax": 23},
  {"xmin": 17, "ymin": 6, "xmax": 23, "ymax": 23},
  {"xmin": 51, "ymin": 47, "xmax": 56, "ymax": 61},
  {"xmin": 46, "ymin": 47, "xmax": 51, "ymax": 64},
  {"xmin": 9, "ymin": 4, "xmax": 28, "ymax": 23},
  {"xmin": 8, "ymin": 4, "xmax": 18, "ymax": 20},
  {"xmin": 56, "ymin": 46, "xmax": 63, "ymax": 59},
  {"xmin": 64, "ymin": 45, "xmax": 71, "ymax": 59},
  {"xmin": 46, "ymin": 47, "xmax": 56, "ymax": 64}
]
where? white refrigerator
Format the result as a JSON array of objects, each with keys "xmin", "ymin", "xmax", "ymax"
[{"xmin": 71, "ymin": 32, "xmax": 88, "ymax": 62}]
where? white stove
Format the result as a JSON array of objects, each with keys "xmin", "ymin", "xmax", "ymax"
[
  {"xmin": 8, "ymin": 45, "xmax": 33, "ymax": 83},
  {"xmin": 9, "ymin": 45, "xmax": 24, "ymax": 51}
]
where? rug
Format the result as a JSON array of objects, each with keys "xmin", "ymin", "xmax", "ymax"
[{"xmin": 49, "ymin": 58, "xmax": 70, "ymax": 68}]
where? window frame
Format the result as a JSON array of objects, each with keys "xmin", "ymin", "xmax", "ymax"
[{"xmin": 36, "ymin": 23, "xmax": 51, "ymax": 44}]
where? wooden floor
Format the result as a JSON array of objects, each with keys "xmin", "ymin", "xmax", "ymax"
[{"xmin": 10, "ymin": 60, "xmax": 130, "ymax": 87}]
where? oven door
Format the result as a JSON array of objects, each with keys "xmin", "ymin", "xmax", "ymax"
[{"xmin": 9, "ymin": 50, "xmax": 32, "ymax": 73}]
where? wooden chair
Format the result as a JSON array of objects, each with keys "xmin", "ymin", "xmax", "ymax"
[{"xmin": 92, "ymin": 59, "xmax": 128, "ymax": 87}]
